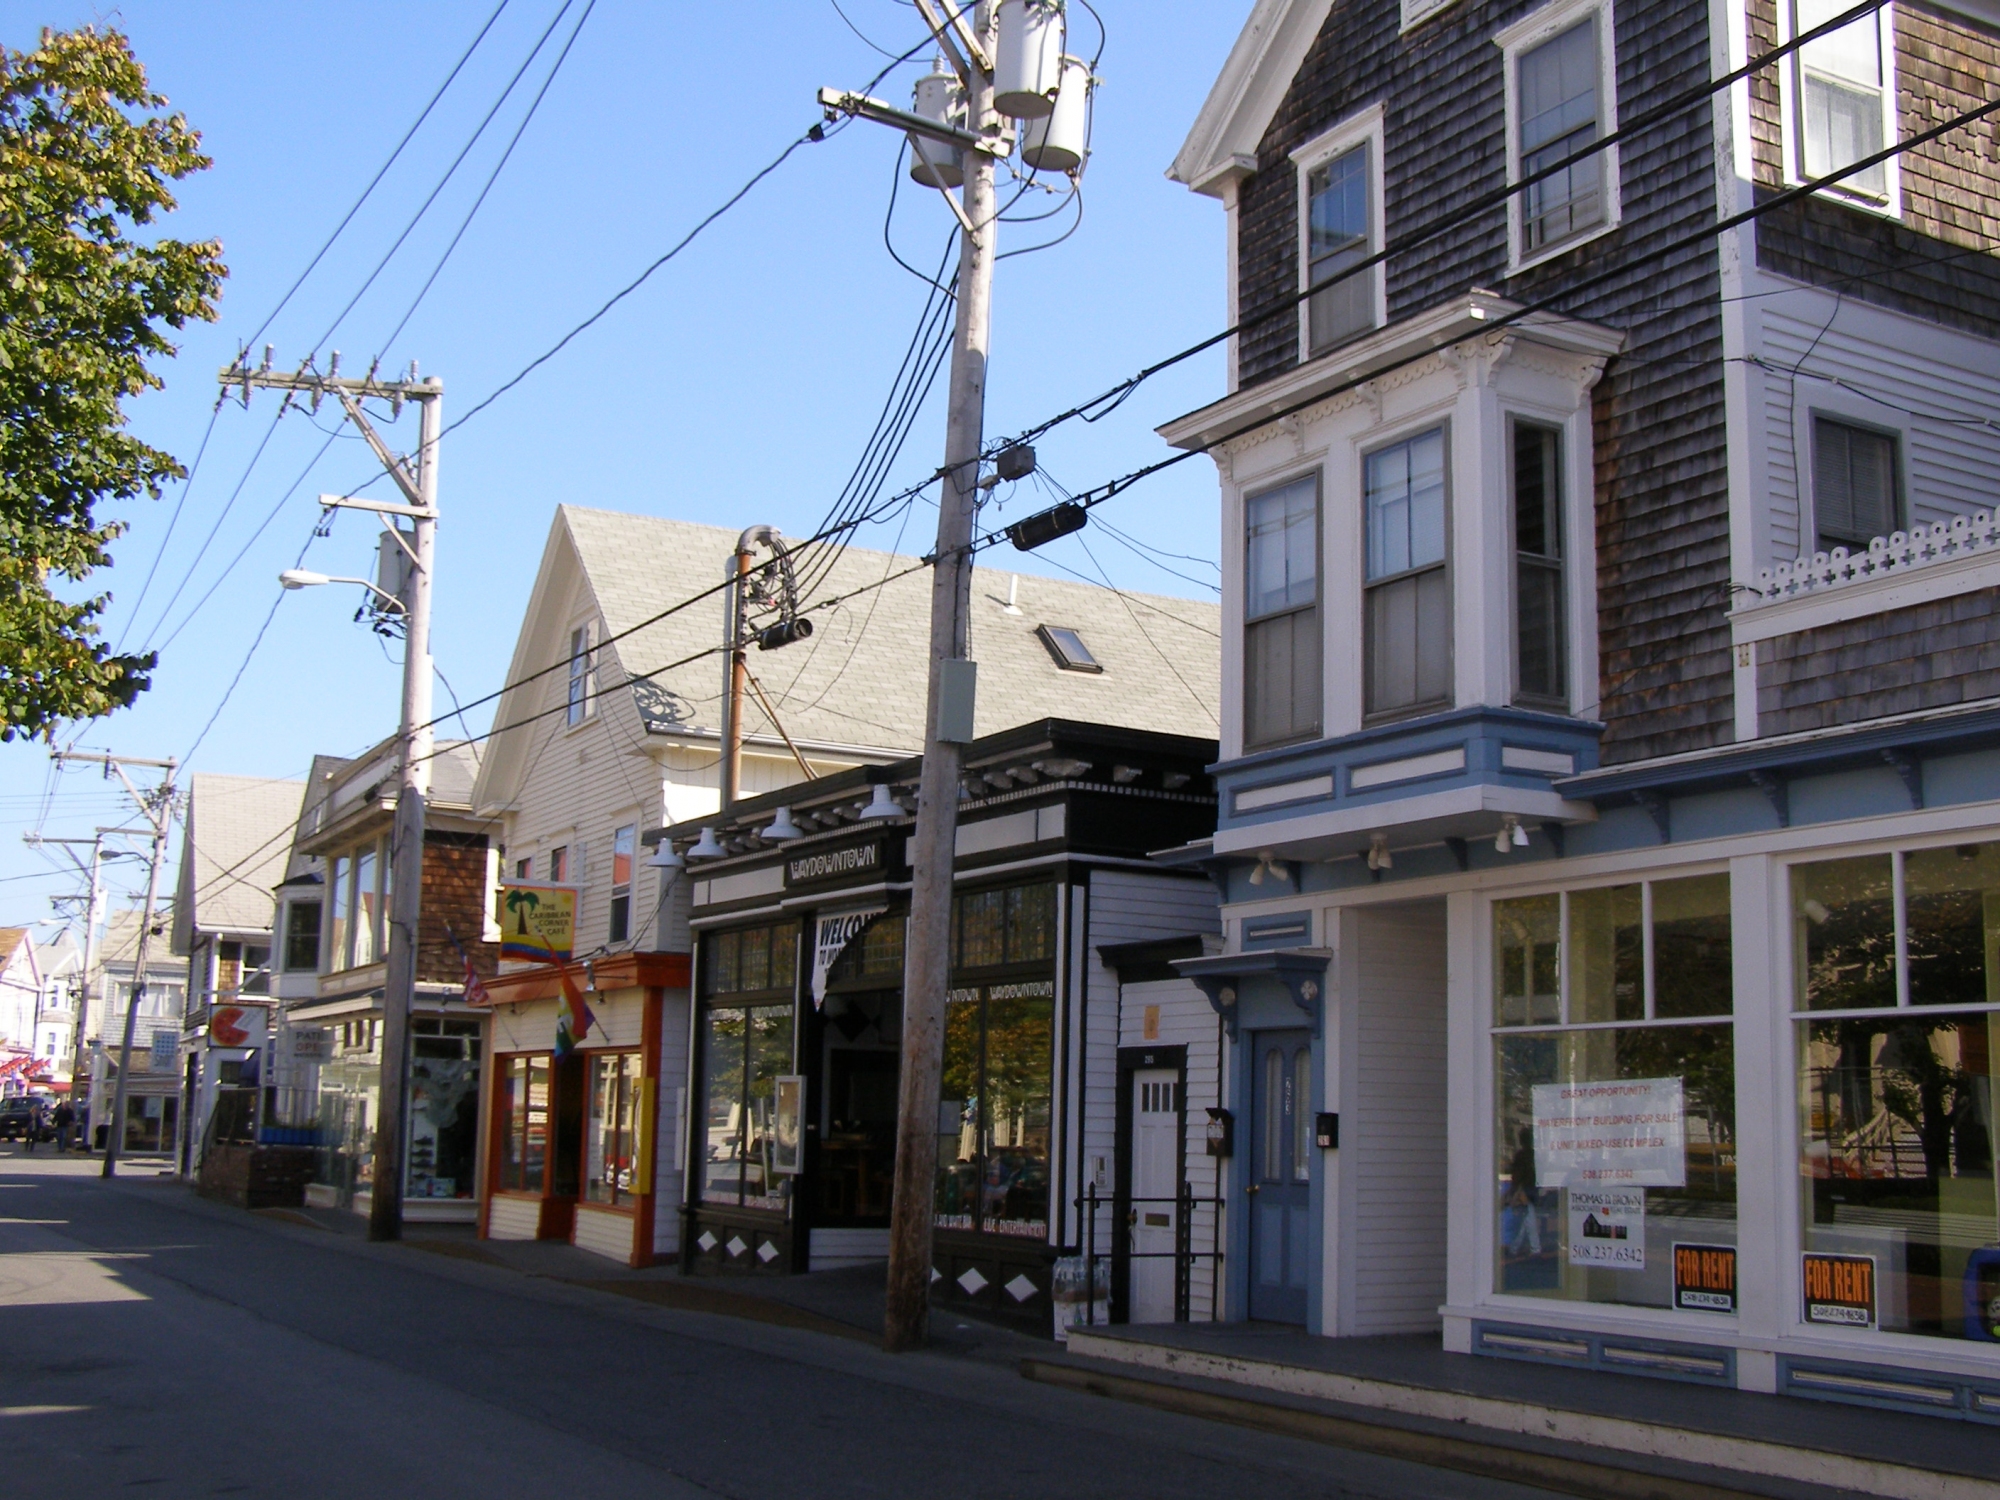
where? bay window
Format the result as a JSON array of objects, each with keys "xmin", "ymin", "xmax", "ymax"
[
  {"xmin": 1244, "ymin": 475, "xmax": 1321, "ymax": 749},
  {"xmin": 1492, "ymin": 876, "xmax": 1736, "ymax": 1309},
  {"xmin": 283, "ymin": 900, "xmax": 322, "ymax": 972},
  {"xmin": 1364, "ymin": 427, "xmax": 1451, "ymax": 718},
  {"xmin": 1793, "ymin": 844, "xmax": 2000, "ymax": 1341}
]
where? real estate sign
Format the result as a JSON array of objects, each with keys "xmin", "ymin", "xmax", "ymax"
[
  {"xmin": 1532, "ymin": 1076, "xmax": 1686, "ymax": 1188},
  {"xmin": 499, "ymin": 884, "xmax": 576, "ymax": 963}
]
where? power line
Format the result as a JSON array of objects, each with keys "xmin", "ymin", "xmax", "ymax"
[
  {"xmin": 115, "ymin": 402, "xmax": 221, "ymax": 653},
  {"xmin": 242, "ymin": 0, "xmax": 514, "ymax": 352},
  {"xmin": 307, "ymin": 0, "xmax": 583, "ymax": 358},
  {"xmin": 375, "ymin": 0, "xmax": 598, "ymax": 357},
  {"xmin": 977, "ymin": 86, "xmax": 2000, "ymax": 563}
]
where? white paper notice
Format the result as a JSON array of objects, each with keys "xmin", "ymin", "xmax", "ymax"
[
  {"xmin": 1567, "ymin": 1187, "xmax": 1646, "ymax": 1269},
  {"xmin": 1532, "ymin": 1076, "xmax": 1686, "ymax": 1188}
]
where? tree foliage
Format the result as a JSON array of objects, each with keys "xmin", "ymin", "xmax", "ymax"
[{"xmin": 0, "ymin": 26, "xmax": 225, "ymax": 739}]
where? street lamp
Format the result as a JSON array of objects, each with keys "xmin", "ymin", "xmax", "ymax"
[{"xmin": 278, "ymin": 570, "xmax": 404, "ymax": 612}]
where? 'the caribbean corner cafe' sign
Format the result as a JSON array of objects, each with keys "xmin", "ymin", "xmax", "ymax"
[{"xmin": 499, "ymin": 884, "xmax": 577, "ymax": 964}]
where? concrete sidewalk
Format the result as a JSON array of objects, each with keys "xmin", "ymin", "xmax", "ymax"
[{"xmin": 1026, "ymin": 1322, "xmax": 2000, "ymax": 1500}]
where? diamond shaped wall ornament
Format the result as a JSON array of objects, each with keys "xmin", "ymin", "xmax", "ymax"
[
  {"xmin": 956, "ymin": 1267, "xmax": 988, "ymax": 1295},
  {"xmin": 756, "ymin": 1239, "xmax": 779, "ymax": 1263},
  {"xmin": 697, "ymin": 1231, "xmax": 718, "ymax": 1252},
  {"xmin": 726, "ymin": 1235, "xmax": 748, "ymax": 1258},
  {"xmin": 1004, "ymin": 1273, "xmax": 1037, "ymax": 1302},
  {"xmin": 930, "ymin": 1266, "xmax": 942, "ymax": 1283}
]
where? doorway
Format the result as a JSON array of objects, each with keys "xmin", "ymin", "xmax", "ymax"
[
  {"xmin": 1128, "ymin": 1067, "xmax": 1181, "ymax": 1322},
  {"xmin": 1248, "ymin": 1027, "xmax": 1312, "ymax": 1323}
]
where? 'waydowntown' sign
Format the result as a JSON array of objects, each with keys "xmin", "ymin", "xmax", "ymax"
[{"xmin": 785, "ymin": 839, "xmax": 885, "ymax": 888}]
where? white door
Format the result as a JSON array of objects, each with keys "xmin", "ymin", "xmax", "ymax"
[{"xmin": 1129, "ymin": 1068, "xmax": 1179, "ymax": 1323}]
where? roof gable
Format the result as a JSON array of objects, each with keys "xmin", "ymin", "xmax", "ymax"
[
  {"xmin": 172, "ymin": 774, "xmax": 304, "ymax": 947},
  {"xmin": 1168, "ymin": 0, "xmax": 1337, "ymax": 196}
]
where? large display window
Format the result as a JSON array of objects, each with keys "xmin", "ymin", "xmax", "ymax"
[
  {"xmin": 1491, "ymin": 875, "xmax": 1737, "ymax": 1310},
  {"xmin": 499, "ymin": 1054, "xmax": 549, "ymax": 1193},
  {"xmin": 585, "ymin": 1051, "xmax": 642, "ymax": 1207},
  {"xmin": 1794, "ymin": 845, "xmax": 2000, "ymax": 1342},
  {"xmin": 699, "ymin": 919, "xmax": 798, "ymax": 1211},
  {"xmin": 936, "ymin": 882, "xmax": 1057, "ymax": 1239}
]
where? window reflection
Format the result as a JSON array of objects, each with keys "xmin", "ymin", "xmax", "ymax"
[
  {"xmin": 701, "ymin": 1004, "xmax": 794, "ymax": 1210},
  {"xmin": 1794, "ymin": 855, "xmax": 1896, "ymax": 1011},
  {"xmin": 935, "ymin": 980, "xmax": 1053, "ymax": 1237}
]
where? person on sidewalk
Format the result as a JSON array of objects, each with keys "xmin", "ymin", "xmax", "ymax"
[{"xmin": 52, "ymin": 1100, "xmax": 75, "ymax": 1152}]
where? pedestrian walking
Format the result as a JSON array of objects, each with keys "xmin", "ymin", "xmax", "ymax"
[{"xmin": 53, "ymin": 1100, "xmax": 75, "ymax": 1152}]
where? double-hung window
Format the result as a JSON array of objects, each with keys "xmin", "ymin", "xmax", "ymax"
[
  {"xmin": 284, "ymin": 900, "xmax": 322, "ymax": 972},
  {"xmin": 1307, "ymin": 146, "xmax": 1373, "ymax": 352},
  {"xmin": 1792, "ymin": 0, "xmax": 1890, "ymax": 200},
  {"xmin": 608, "ymin": 824, "xmax": 635, "ymax": 944},
  {"xmin": 1812, "ymin": 415, "xmax": 1901, "ymax": 553},
  {"xmin": 1364, "ymin": 428, "xmax": 1451, "ymax": 718},
  {"xmin": 1243, "ymin": 476, "xmax": 1321, "ymax": 749},
  {"xmin": 1514, "ymin": 14, "xmax": 1608, "ymax": 255},
  {"xmin": 567, "ymin": 623, "xmax": 596, "ymax": 725},
  {"xmin": 1512, "ymin": 421, "xmax": 1566, "ymax": 706}
]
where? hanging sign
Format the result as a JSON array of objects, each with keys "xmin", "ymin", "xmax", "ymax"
[
  {"xmin": 1674, "ymin": 1243, "xmax": 1738, "ymax": 1313},
  {"xmin": 809, "ymin": 906, "xmax": 887, "ymax": 1006},
  {"xmin": 1532, "ymin": 1076, "xmax": 1686, "ymax": 1188},
  {"xmin": 149, "ymin": 1028, "xmax": 179, "ymax": 1070},
  {"xmin": 499, "ymin": 884, "xmax": 577, "ymax": 963},
  {"xmin": 1567, "ymin": 1187, "xmax": 1646, "ymax": 1269},
  {"xmin": 207, "ymin": 1005, "xmax": 266, "ymax": 1050},
  {"xmin": 290, "ymin": 1027, "xmax": 332, "ymax": 1062},
  {"xmin": 1803, "ymin": 1252, "xmax": 1876, "ymax": 1327}
]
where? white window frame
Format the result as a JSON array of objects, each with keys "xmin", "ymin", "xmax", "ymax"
[
  {"xmin": 1777, "ymin": 0, "xmax": 1902, "ymax": 218},
  {"xmin": 1401, "ymin": 0, "xmax": 1465, "ymax": 32},
  {"xmin": 1242, "ymin": 468, "xmax": 1326, "ymax": 752},
  {"xmin": 1497, "ymin": 0, "xmax": 1623, "ymax": 276},
  {"xmin": 1291, "ymin": 105, "xmax": 1388, "ymax": 361},
  {"xmin": 1791, "ymin": 377, "xmax": 1912, "ymax": 557},
  {"xmin": 1358, "ymin": 418, "xmax": 1455, "ymax": 723},
  {"xmin": 566, "ymin": 620, "xmax": 597, "ymax": 727}
]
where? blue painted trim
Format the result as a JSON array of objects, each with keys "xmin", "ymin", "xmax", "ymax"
[
  {"xmin": 1471, "ymin": 1319, "xmax": 1736, "ymax": 1387},
  {"xmin": 1215, "ymin": 706, "xmax": 1604, "ymax": 834},
  {"xmin": 1177, "ymin": 949, "xmax": 1331, "ymax": 1038},
  {"xmin": 1243, "ymin": 911, "xmax": 1312, "ymax": 949},
  {"xmin": 1779, "ymin": 1354, "xmax": 2000, "ymax": 1424}
]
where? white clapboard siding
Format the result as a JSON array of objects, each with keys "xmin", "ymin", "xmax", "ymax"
[
  {"xmin": 1352, "ymin": 903, "xmax": 1449, "ymax": 1335},
  {"xmin": 487, "ymin": 1194, "xmax": 540, "ymax": 1241},
  {"xmin": 572, "ymin": 1203, "xmax": 636, "ymax": 1263},
  {"xmin": 490, "ymin": 999, "xmax": 557, "ymax": 1053},
  {"xmin": 1758, "ymin": 302, "xmax": 2000, "ymax": 565},
  {"xmin": 652, "ymin": 997, "xmax": 690, "ymax": 1258},
  {"xmin": 1081, "ymin": 870, "xmax": 1221, "ymax": 1307}
]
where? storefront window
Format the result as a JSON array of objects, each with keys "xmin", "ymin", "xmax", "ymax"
[
  {"xmin": 409, "ymin": 1018, "xmax": 480, "ymax": 1200},
  {"xmin": 499, "ymin": 1054, "xmax": 549, "ymax": 1193},
  {"xmin": 829, "ymin": 913, "xmax": 904, "ymax": 983},
  {"xmin": 936, "ymin": 979, "xmax": 1055, "ymax": 1238},
  {"xmin": 704, "ymin": 920, "xmax": 799, "ymax": 998},
  {"xmin": 586, "ymin": 1051, "xmax": 642, "ymax": 1206},
  {"xmin": 1795, "ymin": 843, "xmax": 2000, "ymax": 1341},
  {"xmin": 700, "ymin": 1006, "xmax": 794, "ymax": 1209},
  {"xmin": 952, "ymin": 882, "xmax": 1056, "ymax": 971},
  {"xmin": 1492, "ymin": 876, "xmax": 1736, "ymax": 1310}
]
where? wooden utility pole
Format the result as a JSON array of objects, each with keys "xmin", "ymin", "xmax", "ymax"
[
  {"xmin": 883, "ymin": 5, "xmax": 1002, "ymax": 1353},
  {"xmin": 225, "ymin": 354, "xmax": 441, "ymax": 1240}
]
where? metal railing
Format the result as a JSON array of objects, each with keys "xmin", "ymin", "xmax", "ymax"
[{"xmin": 1075, "ymin": 1181, "xmax": 1225, "ymax": 1328}]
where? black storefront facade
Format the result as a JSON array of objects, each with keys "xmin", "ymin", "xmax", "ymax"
[{"xmin": 652, "ymin": 719, "xmax": 1219, "ymax": 1331}]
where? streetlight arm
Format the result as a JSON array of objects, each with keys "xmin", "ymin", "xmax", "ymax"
[{"xmin": 278, "ymin": 570, "xmax": 405, "ymax": 612}]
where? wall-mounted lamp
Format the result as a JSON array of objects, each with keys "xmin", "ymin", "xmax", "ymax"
[
  {"xmin": 645, "ymin": 841, "xmax": 684, "ymax": 870},
  {"xmin": 765, "ymin": 806, "xmax": 803, "ymax": 841},
  {"xmin": 1248, "ymin": 850, "xmax": 1289, "ymax": 886},
  {"xmin": 859, "ymin": 783, "xmax": 903, "ymax": 819},
  {"xmin": 687, "ymin": 827, "xmax": 725, "ymax": 859},
  {"xmin": 1366, "ymin": 834, "xmax": 1393, "ymax": 872},
  {"xmin": 1495, "ymin": 816, "xmax": 1529, "ymax": 854}
]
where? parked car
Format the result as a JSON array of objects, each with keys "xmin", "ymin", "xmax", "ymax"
[{"xmin": 0, "ymin": 1096, "xmax": 52, "ymax": 1143}]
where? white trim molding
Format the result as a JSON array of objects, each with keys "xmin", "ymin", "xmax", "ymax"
[
  {"xmin": 1732, "ymin": 507, "xmax": 2000, "ymax": 642},
  {"xmin": 1291, "ymin": 104, "xmax": 1389, "ymax": 363}
]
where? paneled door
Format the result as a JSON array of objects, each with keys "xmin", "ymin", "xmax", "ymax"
[
  {"xmin": 1248, "ymin": 1028, "xmax": 1312, "ymax": 1324},
  {"xmin": 1128, "ymin": 1068, "xmax": 1180, "ymax": 1323}
]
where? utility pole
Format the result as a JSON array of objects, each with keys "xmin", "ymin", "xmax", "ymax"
[
  {"xmin": 24, "ymin": 830, "xmax": 126, "ymax": 1142},
  {"xmin": 227, "ymin": 352, "xmax": 441, "ymax": 1241},
  {"xmin": 51, "ymin": 754, "xmax": 176, "ymax": 1178}
]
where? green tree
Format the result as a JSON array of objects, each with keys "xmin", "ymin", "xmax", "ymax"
[{"xmin": 0, "ymin": 26, "xmax": 225, "ymax": 739}]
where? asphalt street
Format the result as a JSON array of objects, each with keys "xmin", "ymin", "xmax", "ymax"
[{"xmin": 0, "ymin": 1148, "xmax": 1564, "ymax": 1499}]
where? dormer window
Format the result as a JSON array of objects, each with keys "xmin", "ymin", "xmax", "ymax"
[{"xmin": 1037, "ymin": 624, "xmax": 1102, "ymax": 673}]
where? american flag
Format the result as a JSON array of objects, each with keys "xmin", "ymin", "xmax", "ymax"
[{"xmin": 446, "ymin": 926, "xmax": 493, "ymax": 1007}]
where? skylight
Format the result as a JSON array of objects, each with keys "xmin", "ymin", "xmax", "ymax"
[{"xmin": 1037, "ymin": 624, "xmax": 1102, "ymax": 674}]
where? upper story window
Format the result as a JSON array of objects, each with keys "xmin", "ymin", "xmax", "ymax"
[
  {"xmin": 283, "ymin": 901, "xmax": 321, "ymax": 972},
  {"xmin": 608, "ymin": 824, "xmax": 636, "ymax": 945},
  {"xmin": 1293, "ymin": 107, "xmax": 1384, "ymax": 358},
  {"xmin": 513, "ymin": 856, "xmax": 531, "ymax": 879},
  {"xmin": 1243, "ymin": 474, "xmax": 1322, "ymax": 750},
  {"xmin": 1792, "ymin": 0, "xmax": 1892, "ymax": 201},
  {"xmin": 567, "ymin": 623, "xmax": 597, "ymax": 725},
  {"xmin": 549, "ymin": 845, "xmax": 568, "ymax": 883},
  {"xmin": 1812, "ymin": 415, "xmax": 1902, "ymax": 552},
  {"xmin": 1364, "ymin": 427, "xmax": 1452, "ymax": 719},
  {"xmin": 1512, "ymin": 421, "xmax": 1567, "ymax": 706},
  {"xmin": 329, "ymin": 841, "xmax": 386, "ymax": 971},
  {"xmin": 1500, "ymin": 0, "xmax": 1620, "ymax": 268}
]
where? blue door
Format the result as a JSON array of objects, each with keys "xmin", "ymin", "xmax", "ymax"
[{"xmin": 1248, "ymin": 1028, "xmax": 1312, "ymax": 1323}]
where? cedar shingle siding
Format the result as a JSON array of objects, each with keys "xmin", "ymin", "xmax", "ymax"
[
  {"xmin": 1233, "ymin": 0, "xmax": 1732, "ymax": 763},
  {"xmin": 1757, "ymin": 587, "xmax": 2000, "ymax": 735},
  {"xmin": 418, "ymin": 832, "xmax": 497, "ymax": 987},
  {"xmin": 1748, "ymin": 0, "xmax": 2000, "ymax": 336}
]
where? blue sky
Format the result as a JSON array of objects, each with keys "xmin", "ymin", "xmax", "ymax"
[{"xmin": 0, "ymin": 1, "xmax": 1246, "ymax": 922}]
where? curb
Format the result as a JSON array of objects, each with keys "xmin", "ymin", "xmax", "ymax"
[{"xmin": 1020, "ymin": 1355, "xmax": 1839, "ymax": 1500}]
